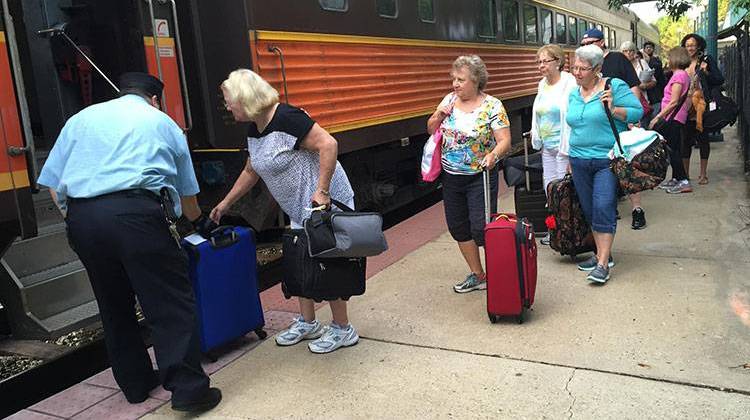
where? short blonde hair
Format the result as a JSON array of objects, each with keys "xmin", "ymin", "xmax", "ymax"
[
  {"xmin": 537, "ymin": 44, "xmax": 565, "ymax": 71},
  {"xmin": 667, "ymin": 46, "xmax": 691, "ymax": 70},
  {"xmin": 452, "ymin": 55, "xmax": 488, "ymax": 91},
  {"xmin": 221, "ymin": 69, "xmax": 279, "ymax": 119}
]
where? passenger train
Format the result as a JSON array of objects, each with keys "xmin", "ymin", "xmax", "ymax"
[{"xmin": 0, "ymin": 0, "xmax": 658, "ymax": 339}]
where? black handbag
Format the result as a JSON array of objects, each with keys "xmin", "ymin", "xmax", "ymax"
[
  {"xmin": 652, "ymin": 82, "xmax": 689, "ymax": 134},
  {"xmin": 701, "ymin": 87, "xmax": 739, "ymax": 131},
  {"xmin": 303, "ymin": 200, "xmax": 388, "ymax": 258},
  {"xmin": 281, "ymin": 230, "xmax": 366, "ymax": 302}
]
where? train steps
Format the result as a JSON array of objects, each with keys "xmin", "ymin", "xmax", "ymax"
[{"xmin": 0, "ymin": 187, "xmax": 99, "ymax": 340}]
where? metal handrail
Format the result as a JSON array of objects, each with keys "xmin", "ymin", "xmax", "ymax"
[
  {"xmin": 167, "ymin": 0, "xmax": 192, "ymax": 132},
  {"xmin": 268, "ymin": 45, "xmax": 290, "ymax": 104}
]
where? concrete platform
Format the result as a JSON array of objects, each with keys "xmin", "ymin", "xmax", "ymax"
[{"xmin": 11, "ymin": 127, "xmax": 750, "ymax": 419}]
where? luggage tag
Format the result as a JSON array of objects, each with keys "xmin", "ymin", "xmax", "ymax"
[{"xmin": 709, "ymin": 101, "xmax": 717, "ymax": 111}]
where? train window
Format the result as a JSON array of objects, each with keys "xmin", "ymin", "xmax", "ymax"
[
  {"xmin": 478, "ymin": 0, "xmax": 497, "ymax": 38},
  {"xmin": 418, "ymin": 0, "xmax": 434, "ymax": 22},
  {"xmin": 319, "ymin": 0, "xmax": 347, "ymax": 12},
  {"xmin": 568, "ymin": 16, "xmax": 577, "ymax": 45},
  {"xmin": 523, "ymin": 5, "xmax": 538, "ymax": 43},
  {"xmin": 611, "ymin": 30, "xmax": 616, "ymax": 49},
  {"xmin": 502, "ymin": 0, "xmax": 520, "ymax": 41},
  {"xmin": 589, "ymin": 21, "xmax": 595, "ymax": 29},
  {"xmin": 555, "ymin": 13, "xmax": 566, "ymax": 45},
  {"xmin": 377, "ymin": 0, "xmax": 398, "ymax": 18},
  {"xmin": 541, "ymin": 9, "xmax": 553, "ymax": 44},
  {"xmin": 578, "ymin": 19, "xmax": 587, "ymax": 42},
  {"xmin": 596, "ymin": 24, "xmax": 603, "ymax": 32},
  {"xmin": 604, "ymin": 26, "xmax": 610, "ymax": 48}
]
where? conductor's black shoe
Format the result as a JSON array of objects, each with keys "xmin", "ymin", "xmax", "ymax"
[
  {"xmin": 172, "ymin": 387, "xmax": 222, "ymax": 413},
  {"xmin": 124, "ymin": 372, "xmax": 160, "ymax": 404}
]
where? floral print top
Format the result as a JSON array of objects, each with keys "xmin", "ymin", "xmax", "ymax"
[{"xmin": 438, "ymin": 92, "xmax": 509, "ymax": 175}]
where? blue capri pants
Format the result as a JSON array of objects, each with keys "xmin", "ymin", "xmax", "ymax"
[{"xmin": 569, "ymin": 157, "xmax": 618, "ymax": 234}]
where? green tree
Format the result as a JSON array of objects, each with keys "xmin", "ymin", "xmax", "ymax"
[
  {"xmin": 609, "ymin": 0, "xmax": 749, "ymax": 20},
  {"xmin": 655, "ymin": 14, "xmax": 694, "ymax": 57}
]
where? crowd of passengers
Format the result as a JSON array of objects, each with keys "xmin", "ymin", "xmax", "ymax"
[{"xmin": 36, "ymin": 23, "xmax": 726, "ymax": 414}]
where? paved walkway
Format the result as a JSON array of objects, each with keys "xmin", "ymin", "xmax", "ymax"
[{"xmin": 9, "ymin": 126, "xmax": 750, "ymax": 419}]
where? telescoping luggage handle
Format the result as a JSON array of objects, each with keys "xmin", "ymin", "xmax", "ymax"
[
  {"xmin": 208, "ymin": 225, "xmax": 240, "ymax": 249},
  {"xmin": 522, "ymin": 131, "xmax": 532, "ymax": 192}
]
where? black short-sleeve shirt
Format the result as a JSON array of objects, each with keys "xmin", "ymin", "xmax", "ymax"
[
  {"xmin": 246, "ymin": 104, "xmax": 354, "ymax": 227},
  {"xmin": 602, "ymin": 51, "xmax": 640, "ymax": 88}
]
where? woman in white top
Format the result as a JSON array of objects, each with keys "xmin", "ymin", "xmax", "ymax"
[
  {"xmin": 530, "ymin": 45, "xmax": 576, "ymax": 191},
  {"xmin": 621, "ymin": 40, "xmax": 656, "ymax": 126},
  {"xmin": 530, "ymin": 45, "xmax": 576, "ymax": 245}
]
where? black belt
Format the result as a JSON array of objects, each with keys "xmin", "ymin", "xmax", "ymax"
[{"xmin": 68, "ymin": 189, "xmax": 160, "ymax": 204}]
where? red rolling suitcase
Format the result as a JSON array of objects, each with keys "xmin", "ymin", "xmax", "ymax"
[{"xmin": 483, "ymin": 171, "xmax": 538, "ymax": 324}]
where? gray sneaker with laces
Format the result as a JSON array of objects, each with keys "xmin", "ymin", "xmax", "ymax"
[
  {"xmin": 659, "ymin": 178, "xmax": 678, "ymax": 190},
  {"xmin": 586, "ymin": 264, "xmax": 610, "ymax": 283},
  {"xmin": 308, "ymin": 323, "xmax": 359, "ymax": 354},
  {"xmin": 453, "ymin": 273, "xmax": 487, "ymax": 293},
  {"xmin": 275, "ymin": 317, "xmax": 324, "ymax": 346},
  {"xmin": 577, "ymin": 255, "xmax": 615, "ymax": 271}
]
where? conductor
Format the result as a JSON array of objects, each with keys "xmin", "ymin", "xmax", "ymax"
[{"xmin": 37, "ymin": 72, "xmax": 221, "ymax": 412}]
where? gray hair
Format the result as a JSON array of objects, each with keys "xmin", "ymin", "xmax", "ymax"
[
  {"xmin": 619, "ymin": 40, "xmax": 637, "ymax": 52},
  {"xmin": 575, "ymin": 45, "xmax": 604, "ymax": 69},
  {"xmin": 452, "ymin": 55, "xmax": 488, "ymax": 91}
]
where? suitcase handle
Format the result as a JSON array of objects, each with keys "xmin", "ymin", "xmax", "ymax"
[{"xmin": 209, "ymin": 225, "xmax": 239, "ymax": 249}]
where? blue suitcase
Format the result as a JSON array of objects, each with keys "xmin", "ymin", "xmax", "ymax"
[{"xmin": 183, "ymin": 226, "xmax": 266, "ymax": 352}]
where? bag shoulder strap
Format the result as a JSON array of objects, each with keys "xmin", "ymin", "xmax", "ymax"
[
  {"xmin": 602, "ymin": 78, "xmax": 624, "ymax": 155},
  {"xmin": 331, "ymin": 199, "xmax": 354, "ymax": 212},
  {"xmin": 665, "ymin": 80, "xmax": 690, "ymax": 122}
]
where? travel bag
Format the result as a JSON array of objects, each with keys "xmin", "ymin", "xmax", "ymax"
[
  {"xmin": 546, "ymin": 174, "xmax": 596, "ymax": 260},
  {"xmin": 510, "ymin": 133, "xmax": 547, "ymax": 234},
  {"xmin": 282, "ymin": 229, "xmax": 366, "ymax": 302},
  {"xmin": 483, "ymin": 171, "xmax": 538, "ymax": 324},
  {"xmin": 303, "ymin": 200, "xmax": 388, "ymax": 258},
  {"xmin": 184, "ymin": 226, "xmax": 267, "ymax": 353}
]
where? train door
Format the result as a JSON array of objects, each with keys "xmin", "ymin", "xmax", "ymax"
[{"xmin": 1, "ymin": 1, "xmax": 36, "ymax": 251}]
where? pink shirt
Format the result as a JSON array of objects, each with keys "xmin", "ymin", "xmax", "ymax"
[{"xmin": 661, "ymin": 70, "xmax": 691, "ymax": 124}]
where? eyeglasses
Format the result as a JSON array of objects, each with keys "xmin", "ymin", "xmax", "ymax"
[
  {"xmin": 570, "ymin": 66, "xmax": 594, "ymax": 72},
  {"xmin": 535, "ymin": 58, "xmax": 559, "ymax": 65},
  {"xmin": 580, "ymin": 39, "xmax": 601, "ymax": 46}
]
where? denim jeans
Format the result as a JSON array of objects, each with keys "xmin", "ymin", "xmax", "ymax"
[{"xmin": 569, "ymin": 157, "xmax": 618, "ymax": 234}]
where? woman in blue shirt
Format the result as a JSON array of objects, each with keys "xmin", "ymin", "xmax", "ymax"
[{"xmin": 566, "ymin": 45, "xmax": 643, "ymax": 283}]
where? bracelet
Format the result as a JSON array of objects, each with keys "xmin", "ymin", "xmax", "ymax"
[{"xmin": 318, "ymin": 189, "xmax": 330, "ymax": 197}]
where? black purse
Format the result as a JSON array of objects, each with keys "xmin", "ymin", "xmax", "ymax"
[
  {"xmin": 652, "ymin": 82, "xmax": 689, "ymax": 134},
  {"xmin": 281, "ymin": 230, "xmax": 366, "ymax": 302}
]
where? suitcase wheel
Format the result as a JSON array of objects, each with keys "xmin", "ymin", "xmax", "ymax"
[
  {"xmin": 488, "ymin": 313, "xmax": 499, "ymax": 324},
  {"xmin": 518, "ymin": 308, "xmax": 525, "ymax": 324},
  {"xmin": 255, "ymin": 328, "xmax": 268, "ymax": 340}
]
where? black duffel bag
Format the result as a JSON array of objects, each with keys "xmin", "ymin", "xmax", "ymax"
[
  {"xmin": 502, "ymin": 151, "xmax": 542, "ymax": 187},
  {"xmin": 701, "ymin": 87, "xmax": 739, "ymax": 132},
  {"xmin": 281, "ymin": 230, "xmax": 366, "ymax": 303}
]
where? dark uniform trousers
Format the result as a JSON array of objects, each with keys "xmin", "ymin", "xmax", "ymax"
[{"xmin": 66, "ymin": 191, "xmax": 209, "ymax": 403}]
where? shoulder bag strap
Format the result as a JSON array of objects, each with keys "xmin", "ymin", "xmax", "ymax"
[
  {"xmin": 665, "ymin": 80, "xmax": 690, "ymax": 122},
  {"xmin": 602, "ymin": 78, "xmax": 624, "ymax": 155},
  {"xmin": 331, "ymin": 199, "xmax": 354, "ymax": 212}
]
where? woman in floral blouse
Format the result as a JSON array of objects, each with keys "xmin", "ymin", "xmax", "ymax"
[{"xmin": 427, "ymin": 55, "xmax": 511, "ymax": 293}]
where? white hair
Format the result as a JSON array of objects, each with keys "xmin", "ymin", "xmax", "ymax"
[
  {"xmin": 619, "ymin": 41, "xmax": 637, "ymax": 52},
  {"xmin": 575, "ymin": 45, "xmax": 604, "ymax": 68}
]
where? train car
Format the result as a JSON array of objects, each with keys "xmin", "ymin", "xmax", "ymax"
[{"xmin": 0, "ymin": 0, "xmax": 656, "ymax": 339}]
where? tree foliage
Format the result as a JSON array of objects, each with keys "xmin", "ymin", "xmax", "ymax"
[
  {"xmin": 608, "ymin": 0, "xmax": 750, "ymax": 21},
  {"xmin": 654, "ymin": 14, "xmax": 693, "ymax": 56}
]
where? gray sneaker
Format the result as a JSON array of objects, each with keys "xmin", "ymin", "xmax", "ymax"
[
  {"xmin": 587, "ymin": 264, "xmax": 610, "ymax": 283},
  {"xmin": 577, "ymin": 255, "xmax": 615, "ymax": 271},
  {"xmin": 275, "ymin": 317, "xmax": 324, "ymax": 346},
  {"xmin": 658, "ymin": 178, "xmax": 678, "ymax": 190},
  {"xmin": 453, "ymin": 273, "xmax": 487, "ymax": 293},
  {"xmin": 308, "ymin": 324, "xmax": 359, "ymax": 354}
]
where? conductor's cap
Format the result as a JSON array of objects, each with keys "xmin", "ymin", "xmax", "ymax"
[{"xmin": 118, "ymin": 72, "xmax": 164, "ymax": 98}]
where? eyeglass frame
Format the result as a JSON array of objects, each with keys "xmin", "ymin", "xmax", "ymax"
[{"xmin": 570, "ymin": 65, "xmax": 596, "ymax": 73}]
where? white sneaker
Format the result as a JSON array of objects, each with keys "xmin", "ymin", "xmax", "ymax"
[
  {"xmin": 275, "ymin": 317, "xmax": 324, "ymax": 346},
  {"xmin": 308, "ymin": 323, "xmax": 359, "ymax": 354},
  {"xmin": 659, "ymin": 178, "xmax": 678, "ymax": 190}
]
